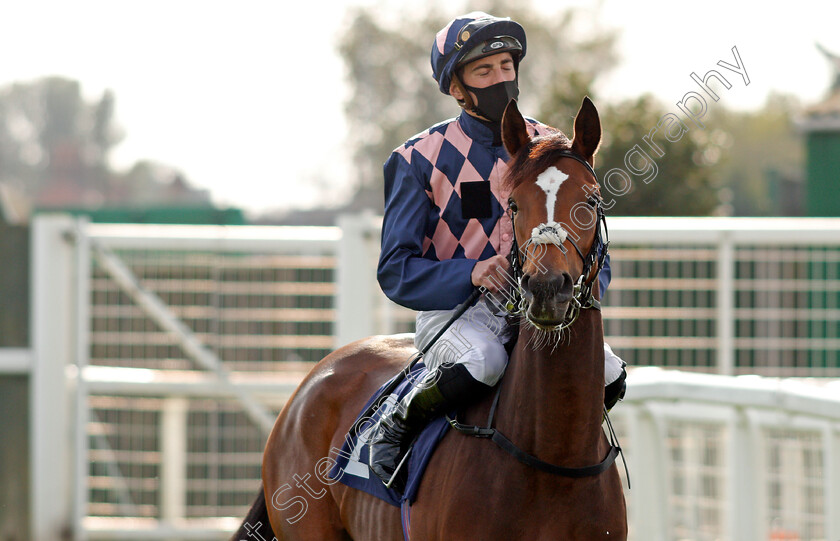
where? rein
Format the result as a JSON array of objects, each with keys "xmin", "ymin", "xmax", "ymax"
[
  {"xmin": 448, "ymin": 149, "xmax": 626, "ymax": 481},
  {"xmin": 448, "ymin": 384, "xmax": 624, "ymax": 479}
]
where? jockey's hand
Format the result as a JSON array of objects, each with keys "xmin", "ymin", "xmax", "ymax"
[{"xmin": 471, "ymin": 255, "xmax": 512, "ymax": 294}]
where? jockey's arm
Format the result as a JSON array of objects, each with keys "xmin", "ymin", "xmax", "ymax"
[{"xmin": 378, "ymin": 150, "xmax": 477, "ymax": 311}]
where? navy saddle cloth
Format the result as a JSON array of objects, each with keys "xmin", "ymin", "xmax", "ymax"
[{"xmin": 327, "ymin": 361, "xmax": 450, "ymax": 506}]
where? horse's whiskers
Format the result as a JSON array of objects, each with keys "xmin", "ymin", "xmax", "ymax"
[{"xmin": 516, "ymin": 307, "xmax": 567, "ymax": 352}]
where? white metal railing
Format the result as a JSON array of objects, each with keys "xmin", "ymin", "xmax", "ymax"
[
  {"xmin": 80, "ymin": 220, "xmax": 339, "ymax": 539},
  {"xmin": 616, "ymin": 367, "xmax": 840, "ymax": 541},
  {"xmin": 25, "ymin": 214, "xmax": 840, "ymax": 540},
  {"xmin": 0, "ymin": 347, "xmax": 31, "ymax": 373},
  {"xmin": 605, "ymin": 217, "xmax": 840, "ymax": 378},
  {"xmin": 339, "ymin": 215, "xmax": 840, "ymax": 377}
]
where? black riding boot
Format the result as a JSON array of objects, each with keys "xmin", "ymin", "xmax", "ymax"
[
  {"xmin": 604, "ymin": 366, "xmax": 627, "ymax": 412},
  {"xmin": 368, "ymin": 363, "xmax": 490, "ymax": 491}
]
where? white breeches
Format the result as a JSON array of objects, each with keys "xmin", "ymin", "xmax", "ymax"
[{"xmin": 415, "ymin": 300, "xmax": 625, "ymax": 387}]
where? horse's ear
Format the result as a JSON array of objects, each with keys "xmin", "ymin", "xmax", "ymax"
[
  {"xmin": 571, "ymin": 96, "xmax": 602, "ymax": 163},
  {"xmin": 502, "ymin": 99, "xmax": 530, "ymax": 157}
]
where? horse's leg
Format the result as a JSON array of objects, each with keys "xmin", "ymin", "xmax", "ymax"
[
  {"xmin": 229, "ymin": 489, "xmax": 276, "ymax": 541},
  {"xmin": 262, "ymin": 369, "xmax": 358, "ymax": 540},
  {"xmin": 262, "ymin": 336, "xmax": 414, "ymax": 541}
]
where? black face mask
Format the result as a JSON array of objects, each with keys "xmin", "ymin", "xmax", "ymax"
[{"xmin": 462, "ymin": 79, "xmax": 520, "ymax": 123}]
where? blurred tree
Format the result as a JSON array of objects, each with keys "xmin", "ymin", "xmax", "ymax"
[
  {"xmin": 707, "ymin": 93, "xmax": 803, "ymax": 216},
  {"xmin": 593, "ymin": 94, "xmax": 722, "ymax": 216},
  {"xmin": 0, "ymin": 77, "xmax": 122, "ymax": 206},
  {"xmin": 0, "ymin": 76, "xmax": 212, "ymax": 212},
  {"xmin": 338, "ymin": 0, "xmax": 618, "ymax": 196},
  {"xmin": 591, "ymin": 92, "xmax": 805, "ymax": 217},
  {"xmin": 116, "ymin": 160, "xmax": 211, "ymax": 206}
]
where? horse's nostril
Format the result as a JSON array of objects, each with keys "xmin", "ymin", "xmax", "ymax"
[
  {"xmin": 522, "ymin": 272, "xmax": 574, "ymax": 303},
  {"xmin": 559, "ymin": 272, "xmax": 574, "ymax": 295},
  {"xmin": 544, "ymin": 272, "xmax": 573, "ymax": 302}
]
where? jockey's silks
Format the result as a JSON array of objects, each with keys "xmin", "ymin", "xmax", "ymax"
[
  {"xmin": 379, "ymin": 112, "xmax": 583, "ymax": 311},
  {"xmin": 378, "ymin": 112, "xmax": 612, "ymax": 311}
]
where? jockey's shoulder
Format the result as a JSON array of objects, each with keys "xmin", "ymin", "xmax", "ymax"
[{"xmin": 395, "ymin": 117, "xmax": 458, "ymax": 153}]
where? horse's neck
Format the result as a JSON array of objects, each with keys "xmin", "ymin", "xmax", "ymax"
[{"xmin": 499, "ymin": 310, "xmax": 606, "ymax": 465}]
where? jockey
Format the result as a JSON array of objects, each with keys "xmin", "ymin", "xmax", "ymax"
[{"xmin": 368, "ymin": 12, "xmax": 627, "ymax": 489}]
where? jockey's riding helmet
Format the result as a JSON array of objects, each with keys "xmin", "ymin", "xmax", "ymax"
[{"xmin": 431, "ymin": 12, "xmax": 527, "ymax": 96}]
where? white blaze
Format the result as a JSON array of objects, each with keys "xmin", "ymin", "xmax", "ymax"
[
  {"xmin": 531, "ymin": 166, "xmax": 570, "ymax": 246},
  {"xmin": 535, "ymin": 166, "xmax": 568, "ymax": 223}
]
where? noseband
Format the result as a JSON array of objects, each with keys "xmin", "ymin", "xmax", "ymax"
[{"xmin": 507, "ymin": 149, "xmax": 609, "ymax": 330}]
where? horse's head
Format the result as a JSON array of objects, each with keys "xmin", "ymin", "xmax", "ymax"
[{"xmin": 502, "ymin": 97, "xmax": 607, "ymax": 332}]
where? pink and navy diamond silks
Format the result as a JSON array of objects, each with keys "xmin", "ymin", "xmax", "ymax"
[{"xmin": 378, "ymin": 112, "xmax": 553, "ymax": 311}]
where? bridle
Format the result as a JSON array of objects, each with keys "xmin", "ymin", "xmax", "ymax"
[
  {"xmin": 506, "ymin": 149, "xmax": 609, "ymax": 331},
  {"xmin": 447, "ymin": 149, "xmax": 626, "ymax": 481}
]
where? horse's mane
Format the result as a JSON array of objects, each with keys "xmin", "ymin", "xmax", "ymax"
[{"xmin": 504, "ymin": 131, "xmax": 573, "ymax": 192}]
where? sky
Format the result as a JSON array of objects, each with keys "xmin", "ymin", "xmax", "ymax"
[{"xmin": 2, "ymin": 0, "xmax": 839, "ymax": 217}]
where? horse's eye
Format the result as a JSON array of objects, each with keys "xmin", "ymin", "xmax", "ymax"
[
  {"xmin": 508, "ymin": 198, "xmax": 518, "ymax": 213},
  {"xmin": 587, "ymin": 196, "xmax": 599, "ymax": 208}
]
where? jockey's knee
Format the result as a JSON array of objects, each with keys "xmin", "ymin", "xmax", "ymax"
[
  {"xmin": 604, "ymin": 342, "xmax": 626, "ymax": 386},
  {"xmin": 456, "ymin": 339, "xmax": 508, "ymax": 387}
]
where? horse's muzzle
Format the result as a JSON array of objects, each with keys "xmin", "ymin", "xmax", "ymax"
[{"xmin": 520, "ymin": 271, "xmax": 574, "ymax": 327}]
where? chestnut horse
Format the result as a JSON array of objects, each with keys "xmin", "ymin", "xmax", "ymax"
[{"xmin": 232, "ymin": 97, "xmax": 627, "ymax": 540}]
